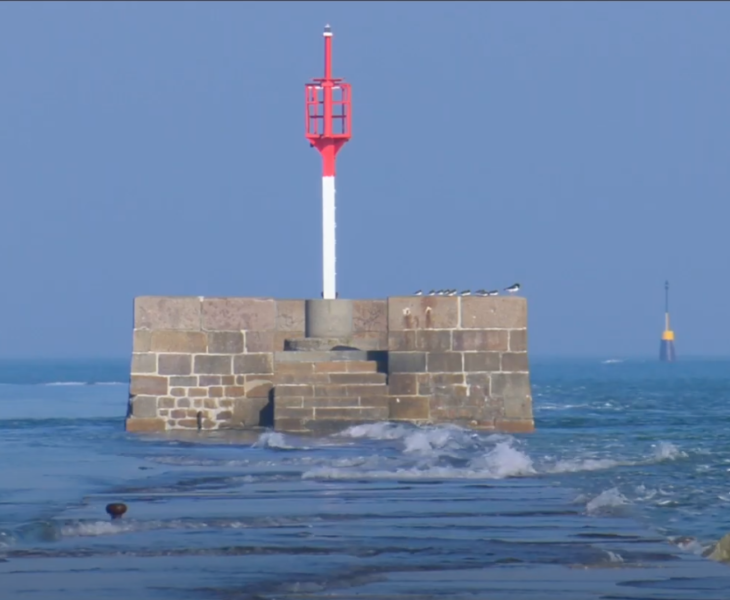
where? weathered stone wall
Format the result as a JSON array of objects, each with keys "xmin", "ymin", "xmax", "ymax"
[
  {"xmin": 126, "ymin": 296, "xmax": 305, "ymax": 432},
  {"xmin": 386, "ymin": 296, "xmax": 532, "ymax": 433},
  {"xmin": 125, "ymin": 295, "xmax": 533, "ymax": 434}
]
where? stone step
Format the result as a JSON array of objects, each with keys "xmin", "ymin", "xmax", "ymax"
[
  {"xmin": 275, "ymin": 383, "xmax": 388, "ymax": 399},
  {"xmin": 274, "ymin": 350, "xmax": 388, "ymax": 364},
  {"xmin": 275, "ymin": 363, "xmax": 387, "ymax": 385},
  {"xmin": 275, "ymin": 359, "xmax": 387, "ymax": 381}
]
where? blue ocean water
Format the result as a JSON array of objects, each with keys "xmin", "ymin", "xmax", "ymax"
[{"xmin": 1, "ymin": 357, "xmax": 730, "ymax": 599}]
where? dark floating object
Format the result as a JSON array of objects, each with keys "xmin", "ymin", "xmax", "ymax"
[{"xmin": 105, "ymin": 502, "xmax": 128, "ymax": 520}]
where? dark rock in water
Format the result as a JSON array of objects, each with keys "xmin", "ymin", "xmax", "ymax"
[
  {"xmin": 705, "ymin": 532, "xmax": 730, "ymax": 562},
  {"xmin": 105, "ymin": 503, "xmax": 128, "ymax": 520}
]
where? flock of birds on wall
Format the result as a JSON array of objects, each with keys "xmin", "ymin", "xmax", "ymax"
[{"xmin": 411, "ymin": 284, "xmax": 521, "ymax": 297}]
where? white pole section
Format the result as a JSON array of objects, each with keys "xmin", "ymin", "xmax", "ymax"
[{"xmin": 322, "ymin": 175, "xmax": 336, "ymax": 299}]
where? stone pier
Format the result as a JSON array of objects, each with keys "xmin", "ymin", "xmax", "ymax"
[{"xmin": 125, "ymin": 295, "xmax": 533, "ymax": 434}]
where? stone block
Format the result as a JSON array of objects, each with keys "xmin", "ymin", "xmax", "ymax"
[
  {"xmin": 170, "ymin": 409, "xmax": 186, "ymax": 419},
  {"xmin": 234, "ymin": 353, "xmax": 273, "ymax": 375},
  {"xmin": 150, "ymin": 331, "xmax": 207, "ymax": 353},
  {"xmin": 194, "ymin": 355, "xmax": 232, "ymax": 375},
  {"xmin": 131, "ymin": 353, "xmax": 157, "ymax": 374},
  {"xmin": 133, "ymin": 330, "xmax": 152, "ymax": 352},
  {"xmin": 170, "ymin": 376, "xmax": 197, "ymax": 387},
  {"xmin": 274, "ymin": 418, "xmax": 309, "ymax": 432},
  {"xmin": 177, "ymin": 398, "xmax": 191, "ymax": 408},
  {"xmin": 347, "ymin": 361, "xmax": 379, "ymax": 373},
  {"xmin": 352, "ymin": 300, "xmax": 387, "ymax": 333},
  {"xmin": 245, "ymin": 332, "xmax": 275, "ymax": 352},
  {"xmin": 503, "ymin": 392, "xmax": 533, "ymax": 420},
  {"xmin": 275, "ymin": 299, "xmax": 305, "ymax": 332},
  {"xmin": 510, "ymin": 329, "xmax": 528, "ymax": 352},
  {"xmin": 209, "ymin": 386, "xmax": 224, "ymax": 397},
  {"xmin": 389, "ymin": 397, "xmax": 430, "ymax": 420},
  {"xmin": 388, "ymin": 352, "xmax": 427, "ymax": 373},
  {"xmin": 388, "ymin": 296, "xmax": 459, "ymax": 331},
  {"xmin": 216, "ymin": 411, "xmax": 233, "ymax": 421},
  {"xmin": 158, "ymin": 354, "xmax": 192, "ymax": 376},
  {"xmin": 388, "ymin": 331, "xmax": 416, "ymax": 351},
  {"xmin": 313, "ymin": 361, "xmax": 348, "ymax": 373},
  {"xmin": 158, "ymin": 397, "xmax": 175, "ymax": 408},
  {"xmin": 134, "ymin": 297, "xmax": 201, "ymax": 331},
  {"xmin": 131, "ymin": 395, "xmax": 158, "ymax": 418},
  {"xmin": 275, "ymin": 362, "xmax": 314, "ymax": 375},
  {"xmin": 417, "ymin": 377, "xmax": 433, "ymax": 395},
  {"xmin": 311, "ymin": 384, "xmax": 349, "ymax": 398},
  {"xmin": 329, "ymin": 373, "xmax": 386, "ymax": 385},
  {"xmin": 416, "ymin": 330, "xmax": 452, "ymax": 352},
  {"xmin": 125, "ymin": 417, "xmax": 166, "ymax": 432},
  {"xmin": 199, "ymin": 375, "xmax": 221, "ymax": 386},
  {"xmin": 427, "ymin": 352, "xmax": 463, "ymax": 373},
  {"xmin": 243, "ymin": 376, "xmax": 274, "ymax": 398},
  {"xmin": 350, "ymin": 332, "xmax": 388, "ymax": 351},
  {"xmin": 465, "ymin": 373, "xmax": 490, "ymax": 397},
  {"xmin": 208, "ymin": 331, "xmax": 244, "ymax": 354},
  {"xmin": 276, "ymin": 397, "xmax": 303, "ymax": 408},
  {"xmin": 224, "ymin": 386, "xmax": 246, "ymax": 398},
  {"xmin": 222, "ymin": 375, "xmax": 236, "ymax": 385},
  {"xmin": 276, "ymin": 373, "xmax": 330, "ymax": 384},
  {"xmin": 501, "ymin": 352, "xmax": 529, "ymax": 372},
  {"xmin": 463, "ymin": 352, "xmax": 501, "ymax": 372},
  {"xmin": 453, "ymin": 330, "xmax": 509, "ymax": 352},
  {"xmin": 314, "ymin": 407, "xmax": 387, "ymax": 420},
  {"xmin": 431, "ymin": 373, "xmax": 465, "ymax": 386},
  {"xmin": 494, "ymin": 418, "xmax": 535, "ymax": 433},
  {"xmin": 359, "ymin": 396, "xmax": 390, "ymax": 408},
  {"xmin": 130, "ymin": 375, "xmax": 168, "ymax": 396},
  {"xmin": 491, "ymin": 372, "xmax": 532, "ymax": 401},
  {"xmin": 202, "ymin": 297, "xmax": 275, "ymax": 331},
  {"xmin": 460, "ymin": 297, "xmax": 527, "ymax": 329},
  {"xmin": 276, "ymin": 407, "xmax": 315, "ymax": 419},
  {"xmin": 342, "ymin": 384, "xmax": 387, "ymax": 397},
  {"xmin": 306, "ymin": 397, "xmax": 358, "ymax": 408},
  {"xmin": 277, "ymin": 384, "xmax": 314, "ymax": 398}
]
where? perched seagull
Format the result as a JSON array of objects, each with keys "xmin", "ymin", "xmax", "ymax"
[
  {"xmin": 428, "ymin": 290, "xmax": 437, "ymax": 296},
  {"xmin": 504, "ymin": 283, "xmax": 521, "ymax": 294},
  {"xmin": 414, "ymin": 290, "xmax": 423, "ymax": 296},
  {"xmin": 474, "ymin": 289, "xmax": 488, "ymax": 296},
  {"xmin": 447, "ymin": 289, "xmax": 458, "ymax": 296},
  {"xmin": 460, "ymin": 290, "xmax": 472, "ymax": 296},
  {"xmin": 487, "ymin": 290, "xmax": 499, "ymax": 296}
]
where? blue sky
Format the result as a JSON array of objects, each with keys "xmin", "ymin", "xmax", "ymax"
[{"xmin": 0, "ymin": 1, "xmax": 728, "ymax": 358}]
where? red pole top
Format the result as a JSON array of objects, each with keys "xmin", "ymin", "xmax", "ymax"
[
  {"xmin": 324, "ymin": 24, "xmax": 332, "ymax": 80},
  {"xmin": 305, "ymin": 24, "xmax": 352, "ymax": 176}
]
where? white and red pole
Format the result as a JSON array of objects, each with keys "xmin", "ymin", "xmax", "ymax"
[
  {"xmin": 305, "ymin": 25, "xmax": 352, "ymax": 300},
  {"xmin": 321, "ymin": 25, "xmax": 337, "ymax": 300}
]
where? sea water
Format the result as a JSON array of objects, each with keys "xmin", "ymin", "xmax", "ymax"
[{"xmin": 1, "ymin": 357, "xmax": 730, "ymax": 599}]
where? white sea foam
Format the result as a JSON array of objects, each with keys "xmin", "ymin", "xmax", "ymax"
[
  {"xmin": 651, "ymin": 441, "xmax": 687, "ymax": 461},
  {"xmin": 303, "ymin": 434, "xmax": 535, "ymax": 480},
  {"xmin": 546, "ymin": 457, "xmax": 622, "ymax": 474},
  {"xmin": 57, "ymin": 516, "xmax": 305, "ymax": 538},
  {"xmin": 254, "ymin": 431, "xmax": 302, "ymax": 450},
  {"xmin": 586, "ymin": 488, "xmax": 630, "ymax": 515}
]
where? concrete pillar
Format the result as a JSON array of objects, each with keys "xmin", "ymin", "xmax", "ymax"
[{"xmin": 305, "ymin": 299, "xmax": 353, "ymax": 338}]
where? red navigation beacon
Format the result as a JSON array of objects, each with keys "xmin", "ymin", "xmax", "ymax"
[{"xmin": 304, "ymin": 24, "xmax": 352, "ymax": 300}]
